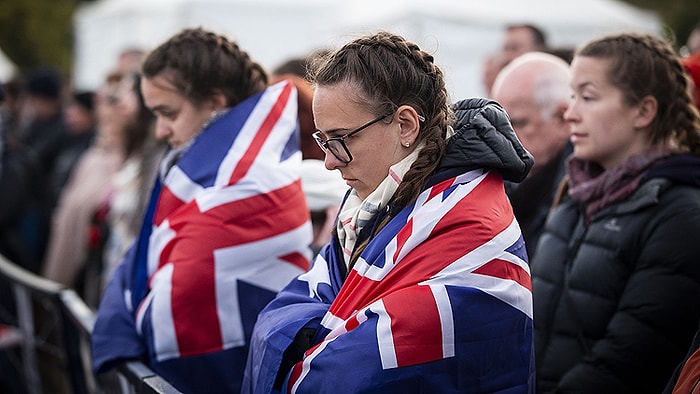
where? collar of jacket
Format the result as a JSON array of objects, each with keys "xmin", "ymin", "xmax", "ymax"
[{"xmin": 593, "ymin": 178, "xmax": 670, "ymax": 219}]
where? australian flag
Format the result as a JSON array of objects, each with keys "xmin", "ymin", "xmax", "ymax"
[
  {"xmin": 244, "ymin": 169, "xmax": 535, "ymax": 393},
  {"xmin": 92, "ymin": 81, "xmax": 313, "ymax": 393}
]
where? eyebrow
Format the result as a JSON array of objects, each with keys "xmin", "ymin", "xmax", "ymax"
[
  {"xmin": 149, "ymin": 104, "xmax": 172, "ymax": 114},
  {"xmin": 573, "ymin": 81, "xmax": 595, "ymax": 90},
  {"xmin": 315, "ymin": 126, "xmax": 351, "ymax": 137}
]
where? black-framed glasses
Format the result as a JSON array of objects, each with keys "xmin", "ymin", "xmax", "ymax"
[{"xmin": 312, "ymin": 114, "xmax": 390, "ymax": 164}]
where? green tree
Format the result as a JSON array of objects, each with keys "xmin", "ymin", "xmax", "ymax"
[
  {"xmin": 623, "ymin": 0, "xmax": 700, "ymax": 47},
  {"xmin": 0, "ymin": 0, "xmax": 80, "ymax": 78}
]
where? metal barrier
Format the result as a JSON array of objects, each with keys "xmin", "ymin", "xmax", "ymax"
[{"xmin": 0, "ymin": 254, "xmax": 180, "ymax": 393}]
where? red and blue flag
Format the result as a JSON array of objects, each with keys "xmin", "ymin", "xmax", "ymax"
[
  {"xmin": 244, "ymin": 169, "xmax": 535, "ymax": 393},
  {"xmin": 92, "ymin": 81, "xmax": 313, "ymax": 393}
]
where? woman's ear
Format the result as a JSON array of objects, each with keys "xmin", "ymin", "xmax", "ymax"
[
  {"xmin": 395, "ymin": 105, "xmax": 422, "ymax": 146},
  {"xmin": 634, "ymin": 95, "xmax": 658, "ymax": 129},
  {"xmin": 552, "ymin": 102, "xmax": 568, "ymax": 126},
  {"xmin": 207, "ymin": 90, "xmax": 228, "ymax": 111}
]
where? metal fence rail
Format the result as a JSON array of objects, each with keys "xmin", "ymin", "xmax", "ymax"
[{"xmin": 0, "ymin": 254, "xmax": 180, "ymax": 393}]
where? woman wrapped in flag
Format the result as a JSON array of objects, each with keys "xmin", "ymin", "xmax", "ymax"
[
  {"xmin": 91, "ymin": 28, "xmax": 312, "ymax": 393},
  {"xmin": 243, "ymin": 31, "xmax": 536, "ymax": 393}
]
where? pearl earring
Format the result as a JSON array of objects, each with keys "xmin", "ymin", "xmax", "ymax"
[{"xmin": 404, "ymin": 142, "xmax": 410, "ymax": 147}]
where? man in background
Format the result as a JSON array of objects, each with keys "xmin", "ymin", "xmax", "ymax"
[
  {"xmin": 483, "ymin": 23, "xmax": 549, "ymax": 96},
  {"xmin": 501, "ymin": 24, "xmax": 548, "ymax": 65},
  {"xmin": 491, "ymin": 52, "xmax": 572, "ymax": 260}
]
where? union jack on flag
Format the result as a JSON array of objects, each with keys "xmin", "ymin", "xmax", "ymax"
[
  {"xmin": 244, "ymin": 169, "xmax": 535, "ymax": 394},
  {"xmin": 92, "ymin": 81, "xmax": 313, "ymax": 393}
]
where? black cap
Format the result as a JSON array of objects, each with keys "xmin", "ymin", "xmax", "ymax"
[
  {"xmin": 72, "ymin": 91, "xmax": 95, "ymax": 112},
  {"xmin": 24, "ymin": 67, "xmax": 62, "ymax": 99}
]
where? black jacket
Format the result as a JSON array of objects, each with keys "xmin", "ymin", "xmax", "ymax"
[
  {"xmin": 439, "ymin": 98, "xmax": 533, "ymax": 184},
  {"xmin": 532, "ymin": 154, "xmax": 700, "ymax": 393}
]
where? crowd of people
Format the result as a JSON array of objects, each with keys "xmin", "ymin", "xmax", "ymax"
[{"xmin": 0, "ymin": 17, "xmax": 700, "ymax": 394}]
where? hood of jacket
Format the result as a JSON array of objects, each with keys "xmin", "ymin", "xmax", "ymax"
[
  {"xmin": 642, "ymin": 153, "xmax": 700, "ymax": 187},
  {"xmin": 439, "ymin": 98, "xmax": 533, "ymax": 183}
]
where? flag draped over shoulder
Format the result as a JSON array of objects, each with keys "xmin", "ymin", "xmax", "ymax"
[
  {"xmin": 244, "ymin": 169, "xmax": 535, "ymax": 394},
  {"xmin": 92, "ymin": 81, "xmax": 313, "ymax": 393}
]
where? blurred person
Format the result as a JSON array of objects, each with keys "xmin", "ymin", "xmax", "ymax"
[
  {"xmin": 0, "ymin": 77, "xmax": 38, "ymax": 268},
  {"xmin": 0, "ymin": 79, "xmax": 35, "ymax": 394},
  {"xmin": 682, "ymin": 50, "xmax": 700, "ymax": 110},
  {"xmin": 18, "ymin": 67, "xmax": 67, "ymax": 165},
  {"xmin": 491, "ymin": 52, "xmax": 572, "ymax": 258},
  {"xmin": 482, "ymin": 23, "xmax": 548, "ymax": 97},
  {"xmin": 113, "ymin": 47, "xmax": 145, "ymax": 75},
  {"xmin": 0, "ymin": 79, "xmax": 31, "ymax": 313},
  {"xmin": 244, "ymin": 31, "xmax": 535, "ymax": 393},
  {"xmin": 300, "ymin": 159, "xmax": 346, "ymax": 256},
  {"xmin": 664, "ymin": 41, "xmax": 700, "ymax": 394},
  {"xmin": 51, "ymin": 91, "xmax": 97, "ymax": 196},
  {"xmin": 481, "ymin": 52, "xmax": 508, "ymax": 97},
  {"xmin": 546, "ymin": 46, "xmax": 575, "ymax": 64},
  {"xmin": 0, "ymin": 78, "xmax": 23, "ymax": 147},
  {"xmin": 270, "ymin": 52, "xmax": 327, "ymax": 160},
  {"xmin": 91, "ymin": 28, "xmax": 312, "ymax": 393},
  {"xmin": 14, "ymin": 66, "xmax": 69, "ymax": 270},
  {"xmin": 683, "ymin": 23, "xmax": 700, "ymax": 56},
  {"xmin": 41, "ymin": 73, "xmax": 132, "ymax": 288},
  {"xmin": 96, "ymin": 73, "xmax": 166, "ymax": 298},
  {"xmin": 272, "ymin": 52, "xmax": 347, "ymax": 258},
  {"xmin": 501, "ymin": 23, "xmax": 548, "ymax": 66},
  {"xmin": 531, "ymin": 33, "xmax": 700, "ymax": 393},
  {"xmin": 681, "ymin": 23, "xmax": 700, "ymax": 110}
]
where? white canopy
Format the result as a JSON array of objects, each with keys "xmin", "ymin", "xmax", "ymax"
[
  {"xmin": 0, "ymin": 47, "xmax": 17, "ymax": 82},
  {"xmin": 73, "ymin": 0, "xmax": 662, "ymax": 98}
]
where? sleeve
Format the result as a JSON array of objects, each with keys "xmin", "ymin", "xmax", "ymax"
[
  {"xmin": 559, "ymin": 190, "xmax": 700, "ymax": 393},
  {"xmin": 91, "ymin": 245, "xmax": 148, "ymax": 373}
]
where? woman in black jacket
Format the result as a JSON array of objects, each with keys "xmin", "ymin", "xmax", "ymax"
[{"xmin": 531, "ymin": 33, "xmax": 700, "ymax": 393}]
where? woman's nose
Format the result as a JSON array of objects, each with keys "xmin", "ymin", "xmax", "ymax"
[
  {"xmin": 154, "ymin": 119, "xmax": 171, "ymax": 140},
  {"xmin": 324, "ymin": 151, "xmax": 344, "ymax": 170}
]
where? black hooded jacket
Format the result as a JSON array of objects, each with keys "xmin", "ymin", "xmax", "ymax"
[
  {"xmin": 439, "ymin": 98, "xmax": 533, "ymax": 184},
  {"xmin": 531, "ymin": 153, "xmax": 700, "ymax": 393}
]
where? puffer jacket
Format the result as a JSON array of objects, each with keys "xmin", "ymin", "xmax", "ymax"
[
  {"xmin": 532, "ymin": 155, "xmax": 700, "ymax": 393},
  {"xmin": 440, "ymin": 98, "xmax": 533, "ymax": 183}
]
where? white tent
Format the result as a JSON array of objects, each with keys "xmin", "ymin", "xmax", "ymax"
[
  {"xmin": 73, "ymin": 0, "xmax": 662, "ymax": 99},
  {"xmin": 0, "ymin": 47, "xmax": 17, "ymax": 82}
]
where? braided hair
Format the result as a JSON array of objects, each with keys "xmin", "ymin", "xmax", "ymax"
[
  {"xmin": 577, "ymin": 33, "xmax": 700, "ymax": 154},
  {"xmin": 142, "ymin": 27, "xmax": 268, "ymax": 108},
  {"xmin": 310, "ymin": 31, "xmax": 454, "ymax": 266},
  {"xmin": 310, "ymin": 31, "xmax": 454, "ymax": 211}
]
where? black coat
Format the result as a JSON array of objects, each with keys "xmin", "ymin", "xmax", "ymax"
[
  {"xmin": 532, "ymin": 155, "xmax": 700, "ymax": 393},
  {"xmin": 440, "ymin": 98, "xmax": 533, "ymax": 184}
]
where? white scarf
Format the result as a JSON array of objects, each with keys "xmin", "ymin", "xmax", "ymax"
[{"xmin": 336, "ymin": 146, "xmax": 422, "ymax": 267}]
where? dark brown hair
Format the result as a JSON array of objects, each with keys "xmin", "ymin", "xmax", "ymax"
[
  {"xmin": 310, "ymin": 31, "xmax": 454, "ymax": 265},
  {"xmin": 123, "ymin": 73, "xmax": 156, "ymax": 158},
  {"xmin": 576, "ymin": 33, "xmax": 700, "ymax": 154},
  {"xmin": 141, "ymin": 27, "xmax": 268, "ymax": 108}
]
